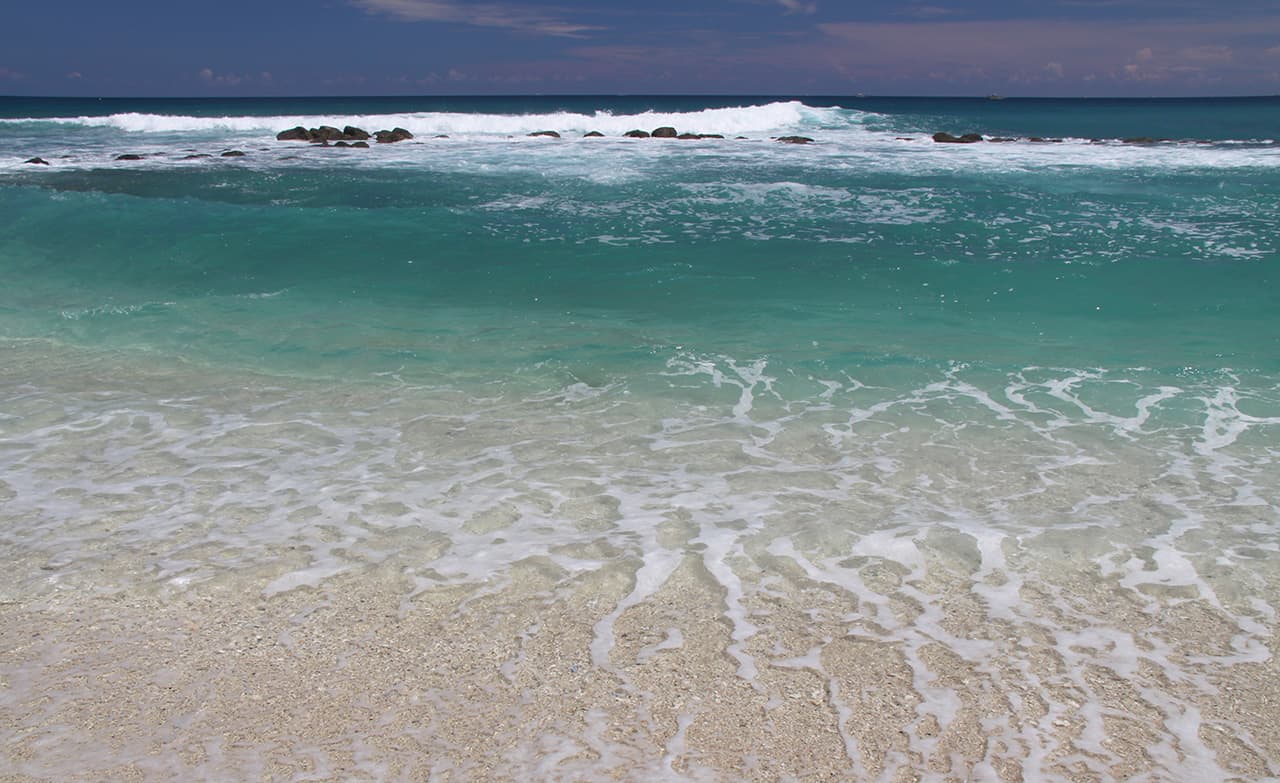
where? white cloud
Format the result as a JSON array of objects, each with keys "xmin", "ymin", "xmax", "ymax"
[
  {"xmin": 199, "ymin": 67, "xmax": 244, "ymax": 86},
  {"xmin": 66, "ymin": 71, "xmax": 83, "ymax": 80},
  {"xmin": 351, "ymin": 0, "xmax": 600, "ymax": 36},
  {"xmin": 1045, "ymin": 61, "xmax": 1064, "ymax": 77}
]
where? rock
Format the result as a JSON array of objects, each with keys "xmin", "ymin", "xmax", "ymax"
[
  {"xmin": 342, "ymin": 126, "xmax": 370, "ymax": 140},
  {"xmin": 987, "ymin": 137, "xmax": 1016, "ymax": 143},
  {"xmin": 374, "ymin": 127, "xmax": 414, "ymax": 143},
  {"xmin": 276, "ymin": 126, "xmax": 310, "ymax": 141},
  {"xmin": 932, "ymin": 132, "xmax": 983, "ymax": 143},
  {"xmin": 116, "ymin": 153, "xmax": 145, "ymax": 160},
  {"xmin": 698, "ymin": 134, "xmax": 724, "ymax": 139},
  {"xmin": 220, "ymin": 150, "xmax": 246, "ymax": 157},
  {"xmin": 182, "ymin": 154, "xmax": 212, "ymax": 159},
  {"xmin": 312, "ymin": 125, "xmax": 345, "ymax": 141},
  {"xmin": 23, "ymin": 157, "xmax": 49, "ymax": 165},
  {"xmin": 351, "ymin": 141, "xmax": 370, "ymax": 148},
  {"xmin": 583, "ymin": 131, "xmax": 604, "ymax": 137},
  {"xmin": 624, "ymin": 129, "xmax": 650, "ymax": 138},
  {"xmin": 528, "ymin": 130, "xmax": 561, "ymax": 138},
  {"xmin": 1123, "ymin": 136, "xmax": 1170, "ymax": 144},
  {"xmin": 777, "ymin": 135, "xmax": 815, "ymax": 144},
  {"xmin": 677, "ymin": 132, "xmax": 701, "ymax": 139},
  {"xmin": 434, "ymin": 134, "xmax": 450, "ymax": 139},
  {"xmin": 651, "ymin": 126, "xmax": 678, "ymax": 138},
  {"xmin": 1027, "ymin": 137, "xmax": 1063, "ymax": 143},
  {"xmin": 333, "ymin": 141, "xmax": 350, "ymax": 147},
  {"xmin": 735, "ymin": 136, "xmax": 748, "ymax": 140}
]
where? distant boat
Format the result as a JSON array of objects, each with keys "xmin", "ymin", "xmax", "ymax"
[{"xmin": 986, "ymin": 94, "xmax": 1006, "ymax": 101}]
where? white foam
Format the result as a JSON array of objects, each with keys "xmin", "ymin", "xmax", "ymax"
[{"xmin": 0, "ymin": 100, "xmax": 843, "ymax": 138}]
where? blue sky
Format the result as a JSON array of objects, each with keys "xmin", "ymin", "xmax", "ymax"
[{"xmin": 2, "ymin": 0, "xmax": 1278, "ymax": 96}]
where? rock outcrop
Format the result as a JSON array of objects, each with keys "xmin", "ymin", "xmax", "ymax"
[
  {"xmin": 777, "ymin": 136, "xmax": 814, "ymax": 144},
  {"xmin": 651, "ymin": 126, "xmax": 678, "ymax": 138},
  {"xmin": 528, "ymin": 130, "xmax": 561, "ymax": 138},
  {"xmin": 374, "ymin": 127, "xmax": 414, "ymax": 143},
  {"xmin": 116, "ymin": 153, "xmax": 145, "ymax": 160},
  {"xmin": 277, "ymin": 125, "xmax": 381, "ymax": 143},
  {"xmin": 220, "ymin": 150, "xmax": 246, "ymax": 157},
  {"xmin": 583, "ymin": 131, "xmax": 604, "ymax": 137},
  {"xmin": 932, "ymin": 132, "xmax": 983, "ymax": 144},
  {"xmin": 624, "ymin": 130, "xmax": 650, "ymax": 138},
  {"xmin": 24, "ymin": 157, "xmax": 49, "ymax": 165}
]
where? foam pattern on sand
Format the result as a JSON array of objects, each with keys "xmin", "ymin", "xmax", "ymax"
[{"xmin": 2, "ymin": 341, "xmax": 1278, "ymax": 780}]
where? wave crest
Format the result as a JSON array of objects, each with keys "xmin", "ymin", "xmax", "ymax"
[{"xmin": 0, "ymin": 101, "xmax": 856, "ymax": 137}]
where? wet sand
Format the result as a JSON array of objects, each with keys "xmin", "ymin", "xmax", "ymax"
[{"xmin": 3, "ymin": 549, "xmax": 1277, "ymax": 782}]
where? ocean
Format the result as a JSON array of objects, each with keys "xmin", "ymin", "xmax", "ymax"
[{"xmin": 1, "ymin": 95, "xmax": 1278, "ymax": 781}]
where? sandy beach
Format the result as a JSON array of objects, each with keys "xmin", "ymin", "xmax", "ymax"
[{"xmin": 4, "ymin": 538, "xmax": 1277, "ymax": 781}]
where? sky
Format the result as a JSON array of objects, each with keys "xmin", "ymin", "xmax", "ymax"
[{"xmin": 2, "ymin": 0, "xmax": 1279, "ymax": 97}]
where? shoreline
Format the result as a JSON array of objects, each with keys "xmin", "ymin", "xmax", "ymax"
[{"xmin": 3, "ymin": 545, "xmax": 1277, "ymax": 781}]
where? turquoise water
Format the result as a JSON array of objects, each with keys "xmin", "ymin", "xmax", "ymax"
[{"xmin": 2, "ymin": 95, "xmax": 1280, "ymax": 779}]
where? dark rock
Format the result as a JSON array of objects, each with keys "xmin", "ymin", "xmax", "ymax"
[
  {"xmin": 1122, "ymin": 137, "xmax": 1169, "ymax": 144},
  {"xmin": 333, "ymin": 141, "xmax": 350, "ymax": 147},
  {"xmin": 698, "ymin": 134, "xmax": 724, "ymax": 139},
  {"xmin": 276, "ymin": 126, "xmax": 310, "ymax": 141},
  {"xmin": 351, "ymin": 141, "xmax": 370, "ymax": 148},
  {"xmin": 624, "ymin": 129, "xmax": 650, "ymax": 138},
  {"xmin": 182, "ymin": 154, "xmax": 212, "ymax": 159},
  {"xmin": 116, "ymin": 154, "xmax": 145, "ymax": 160},
  {"xmin": 23, "ymin": 157, "xmax": 49, "ymax": 165},
  {"xmin": 987, "ymin": 137, "xmax": 1016, "ymax": 143},
  {"xmin": 312, "ymin": 126, "xmax": 345, "ymax": 141},
  {"xmin": 777, "ymin": 136, "xmax": 815, "ymax": 144},
  {"xmin": 434, "ymin": 134, "xmax": 450, "ymax": 139},
  {"xmin": 528, "ymin": 130, "xmax": 561, "ymax": 138},
  {"xmin": 342, "ymin": 126, "xmax": 370, "ymax": 140},
  {"xmin": 220, "ymin": 150, "xmax": 246, "ymax": 157},
  {"xmin": 651, "ymin": 126, "xmax": 678, "ymax": 138},
  {"xmin": 895, "ymin": 137, "xmax": 915, "ymax": 141},
  {"xmin": 932, "ymin": 132, "xmax": 983, "ymax": 144},
  {"xmin": 735, "ymin": 136, "xmax": 748, "ymax": 140},
  {"xmin": 677, "ymin": 132, "xmax": 701, "ymax": 139},
  {"xmin": 583, "ymin": 131, "xmax": 605, "ymax": 137},
  {"xmin": 1027, "ymin": 137, "xmax": 1062, "ymax": 143},
  {"xmin": 374, "ymin": 127, "xmax": 414, "ymax": 143}
]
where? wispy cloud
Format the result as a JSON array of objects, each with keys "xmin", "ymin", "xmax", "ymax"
[
  {"xmin": 814, "ymin": 16, "xmax": 1280, "ymax": 85},
  {"xmin": 905, "ymin": 5, "xmax": 963, "ymax": 18},
  {"xmin": 199, "ymin": 67, "xmax": 243, "ymax": 87},
  {"xmin": 776, "ymin": 0, "xmax": 817, "ymax": 14},
  {"xmin": 0, "ymin": 66, "xmax": 24, "ymax": 81},
  {"xmin": 350, "ymin": 0, "xmax": 600, "ymax": 36},
  {"xmin": 199, "ymin": 68, "xmax": 272, "ymax": 87}
]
